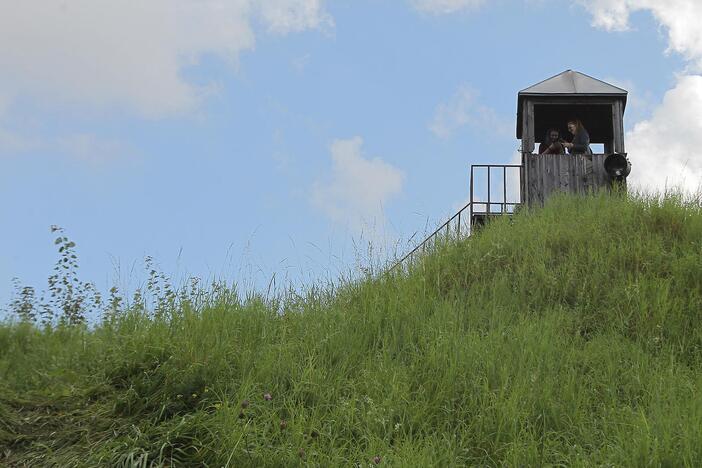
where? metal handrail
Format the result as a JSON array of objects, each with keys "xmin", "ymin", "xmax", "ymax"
[
  {"xmin": 469, "ymin": 164, "xmax": 523, "ymax": 220},
  {"xmin": 390, "ymin": 163, "xmax": 523, "ymax": 273},
  {"xmin": 389, "ymin": 201, "xmax": 472, "ymax": 272}
]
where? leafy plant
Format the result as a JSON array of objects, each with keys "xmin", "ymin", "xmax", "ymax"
[{"xmin": 7, "ymin": 226, "xmax": 103, "ymax": 325}]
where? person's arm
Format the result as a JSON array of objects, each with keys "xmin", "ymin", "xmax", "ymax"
[{"xmin": 570, "ymin": 129, "xmax": 590, "ymax": 154}]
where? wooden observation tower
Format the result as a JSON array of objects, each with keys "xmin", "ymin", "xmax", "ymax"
[
  {"xmin": 517, "ymin": 69, "xmax": 630, "ymax": 207},
  {"xmin": 393, "ymin": 70, "xmax": 632, "ymax": 269}
]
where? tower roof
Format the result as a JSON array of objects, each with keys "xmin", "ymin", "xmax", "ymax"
[
  {"xmin": 516, "ymin": 70, "xmax": 628, "ymax": 139},
  {"xmin": 519, "ymin": 70, "xmax": 627, "ymax": 97}
]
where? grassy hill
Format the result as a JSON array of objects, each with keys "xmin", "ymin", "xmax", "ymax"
[{"xmin": 1, "ymin": 193, "xmax": 701, "ymax": 466}]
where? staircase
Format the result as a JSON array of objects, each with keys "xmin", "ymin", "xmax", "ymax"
[{"xmin": 390, "ymin": 163, "xmax": 522, "ymax": 271}]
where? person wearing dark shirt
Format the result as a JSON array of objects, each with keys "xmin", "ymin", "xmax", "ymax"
[
  {"xmin": 563, "ymin": 119, "xmax": 592, "ymax": 155},
  {"xmin": 538, "ymin": 128, "xmax": 565, "ymax": 154}
]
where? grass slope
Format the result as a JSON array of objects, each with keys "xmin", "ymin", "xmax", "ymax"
[{"xmin": 1, "ymin": 193, "xmax": 702, "ymax": 467}]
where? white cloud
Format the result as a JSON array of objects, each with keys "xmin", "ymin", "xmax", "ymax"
[
  {"xmin": 625, "ymin": 75, "xmax": 702, "ymax": 193},
  {"xmin": 291, "ymin": 54, "xmax": 313, "ymax": 74},
  {"xmin": 577, "ymin": 0, "xmax": 702, "ymax": 71},
  {"xmin": 412, "ymin": 0, "xmax": 486, "ymax": 14},
  {"xmin": 0, "ymin": 128, "xmax": 40, "ymax": 154},
  {"xmin": 0, "ymin": 0, "xmax": 331, "ymax": 118},
  {"xmin": 0, "ymin": 128, "xmax": 133, "ymax": 166},
  {"xmin": 57, "ymin": 134, "xmax": 133, "ymax": 166},
  {"xmin": 312, "ymin": 137, "xmax": 405, "ymax": 230},
  {"xmin": 603, "ymin": 77, "xmax": 655, "ymax": 123},
  {"xmin": 259, "ymin": 0, "xmax": 333, "ymax": 34},
  {"xmin": 578, "ymin": 0, "xmax": 702, "ymax": 193},
  {"xmin": 413, "ymin": 0, "xmax": 701, "ymax": 69},
  {"xmin": 429, "ymin": 85, "xmax": 510, "ymax": 139}
]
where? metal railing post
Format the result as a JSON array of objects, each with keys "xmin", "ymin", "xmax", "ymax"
[
  {"xmin": 389, "ymin": 163, "xmax": 523, "ymax": 272},
  {"xmin": 487, "ymin": 167, "xmax": 491, "ymax": 216},
  {"xmin": 503, "ymin": 166, "xmax": 507, "ymax": 213},
  {"xmin": 469, "ymin": 166, "xmax": 474, "ymax": 228}
]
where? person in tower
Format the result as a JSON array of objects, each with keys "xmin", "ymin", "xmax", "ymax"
[
  {"xmin": 563, "ymin": 119, "xmax": 593, "ymax": 155},
  {"xmin": 538, "ymin": 128, "xmax": 565, "ymax": 154}
]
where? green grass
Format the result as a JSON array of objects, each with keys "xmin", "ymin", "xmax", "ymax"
[{"xmin": 2, "ymin": 192, "xmax": 702, "ymax": 466}]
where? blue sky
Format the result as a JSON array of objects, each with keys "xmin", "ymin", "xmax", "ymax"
[{"xmin": 1, "ymin": 0, "xmax": 701, "ymax": 309}]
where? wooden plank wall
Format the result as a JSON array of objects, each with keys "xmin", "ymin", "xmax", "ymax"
[{"xmin": 523, "ymin": 153, "xmax": 614, "ymax": 207}]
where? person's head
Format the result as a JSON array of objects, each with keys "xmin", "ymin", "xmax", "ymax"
[
  {"xmin": 567, "ymin": 119, "xmax": 584, "ymax": 135},
  {"xmin": 546, "ymin": 128, "xmax": 560, "ymax": 143}
]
